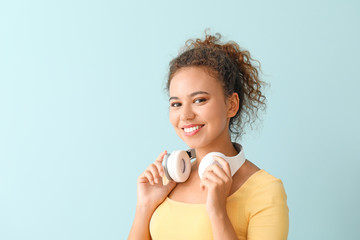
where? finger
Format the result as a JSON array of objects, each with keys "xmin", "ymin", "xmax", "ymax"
[
  {"xmin": 208, "ymin": 164, "xmax": 230, "ymax": 181},
  {"xmin": 138, "ymin": 171, "xmax": 150, "ymax": 183},
  {"xmin": 164, "ymin": 179, "xmax": 177, "ymax": 193},
  {"xmin": 200, "ymin": 178, "xmax": 206, "ymax": 191},
  {"xmin": 137, "ymin": 151, "xmax": 167, "ymax": 184},
  {"xmin": 200, "ymin": 171, "xmax": 217, "ymax": 191},
  {"xmin": 144, "ymin": 169, "xmax": 155, "ymax": 185},
  {"xmin": 154, "ymin": 150, "xmax": 167, "ymax": 177},
  {"xmin": 155, "ymin": 150, "xmax": 167, "ymax": 163},
  {"xmin": 201, "ymin": 164, "xmax": 232, "ymax": 191},
  {"xmin": 203, "ymin": 169, "xmax": 223, "ymax": 184},
  {"xmin": 200, "ymin": 177, "xmax": 216, "ymax": 191},
  {"xmin": 213, "ymin": 155, "xmax": 231, "ymax": 177},
  {"xmin": 154, "ymin": 160, "xmax": 164, "ymax": 178},
  {"xmin": 202, "ymin": 163, "xmax": 227, "ymax": 181},
  {"xmin": 148, "ymin": 163, "xmax": 161, "ymax": 184}
]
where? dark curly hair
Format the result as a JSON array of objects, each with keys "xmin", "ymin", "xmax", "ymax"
[{"xmin": 166, "ymin": 32, "xmax": 266, "ymax": 140}]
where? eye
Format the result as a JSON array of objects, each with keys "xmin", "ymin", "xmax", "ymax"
[
  {"xmin": 194, "ymin": 98, "xmax": 207, "ymax": 104},
  {"xmin": 170, "ymin": 102, "xmax": 182, "ymax": 108}
]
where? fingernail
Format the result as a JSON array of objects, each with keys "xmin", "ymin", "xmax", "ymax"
[{"xmin": 155, "ymin": 178, "xmax": 158, "ymax": 184}]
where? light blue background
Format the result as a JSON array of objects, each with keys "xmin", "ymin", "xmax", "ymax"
[{"xmin": 1, "ymin": 0, "xmax": 359, "ymax": 239}]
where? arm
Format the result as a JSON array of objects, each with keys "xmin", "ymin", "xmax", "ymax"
[
  {"xmin": 128, "ymin": 205, "xmax": 155, "ymax": 240},
  {"xmin": 207, "ymin": 209, "xmax": 238, "ymax": 240},
  {"xmin": 128, "ymin": 151, "xmax": 176, "ymax": 240},
  {"xmin": 200, "ymin": 156, "xmax": 238, "ymax": 240}
]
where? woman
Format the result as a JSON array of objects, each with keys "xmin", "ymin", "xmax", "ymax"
[{"xmin": 128, "ymin": 33, "xmax": 289, "ymax": 240}]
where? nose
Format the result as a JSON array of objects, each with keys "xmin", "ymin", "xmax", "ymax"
[{"xmin": 180, "ymin": 103, "xmax": 195, "ymax": 121}]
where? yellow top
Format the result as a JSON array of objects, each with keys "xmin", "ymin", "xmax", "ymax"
[{"xmin": 149, "ymin": 169, "xmax": 289, "ymax": 240}]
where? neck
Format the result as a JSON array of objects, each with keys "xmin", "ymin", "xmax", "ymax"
[{"xmin": 194, "ymin": 138, "xmax": 238, "ymax": 166}]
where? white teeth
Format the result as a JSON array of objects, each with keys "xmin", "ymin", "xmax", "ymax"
[{"xmin": 184, "ymin": 125, "xmax": 202, "ymax": 133}]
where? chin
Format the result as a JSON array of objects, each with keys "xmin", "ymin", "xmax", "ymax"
[
  {"xmin": 184, "ymin": 142, "xmax": 198, "ymax": 149},
  {"xmin": 178, "ymin": 135, "xmax": 198, "ymax": 149},
  {"xmin": 180, "ymin": 136, "xmax": 209, "ymax": 150}
]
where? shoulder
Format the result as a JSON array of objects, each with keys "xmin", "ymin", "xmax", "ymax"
[
  {"xmin": 249, "ymin": 170, "xmax": 287, "ymax": 199},
  {"xmin": 244, "ymin": 170, "xmax": 288, "ymax": 213},
  {"xmin": 230, "ymin": 159, "xmax": 287, "ymax": 205},
  {"xmin": 234, "ymin": 160, "xmax": 286, "ymax": 196},
  {"xmin": 252, "ymin": 170, "xmax": 285, "ymax": 187}
]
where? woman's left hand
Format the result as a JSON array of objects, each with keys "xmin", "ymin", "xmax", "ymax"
[{"xmin": 200, "ymin": 156, "xmax": 232, "ymax": 216}]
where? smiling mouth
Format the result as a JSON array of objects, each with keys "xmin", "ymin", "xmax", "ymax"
[{"xmin": 182, "ymin": 125, "xmax": 205, "ymax": 134}]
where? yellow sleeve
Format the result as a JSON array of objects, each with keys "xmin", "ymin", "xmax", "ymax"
[{"xmin": 247, "ymin": 179, "xmax": 289, "ymax": 240}]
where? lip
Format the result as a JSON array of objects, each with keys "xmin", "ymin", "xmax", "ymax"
[
  {"xmin": 181, "ymin": 124, "xmax": 205, "ymax": 136},
  {"xmin": 182, "ymin": 124, "xmax": 203, "ymax": 128}
]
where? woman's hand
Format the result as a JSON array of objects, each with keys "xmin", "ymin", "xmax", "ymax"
[
  {"xmin": 129, "ymin": 151, "xmax": 176, "ymax": 240},
  {"xmin": 137, "ymin": 150, "xmax": 176, "ymax": 211},
  {"xmin": 200, "ymin": 156, "xmax": 232, "ymax": 216}
]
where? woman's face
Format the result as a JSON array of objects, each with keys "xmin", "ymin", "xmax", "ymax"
[{"xmin": 169, "ymin": 67, "xmax": 236, "ymax": 150}]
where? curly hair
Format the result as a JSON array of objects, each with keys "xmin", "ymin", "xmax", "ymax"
[{"xmin": 166, "ymin": 33, "xmax": 267, "ymax": 140}]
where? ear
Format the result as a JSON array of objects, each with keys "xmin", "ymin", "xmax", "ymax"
[{"xmin": 227, "ymin": 93, "xmax": 239, "ymax": 118}]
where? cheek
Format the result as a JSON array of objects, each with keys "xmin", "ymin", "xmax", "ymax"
[
  {"xmin": 204, "ymin": 104, "xmax": 229, "ymax": 130},
  {"xmin": 169, "ymin": 111, "xmax": 178, "ymax": 127},
  {"xmin": 208, "ymin": 102, "xmax": 228, "ymax": 120}
]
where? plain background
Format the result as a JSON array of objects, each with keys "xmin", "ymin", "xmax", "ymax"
[{"xmin": 1, "ymin": 0, "xmax": 359, "ymax": 239}]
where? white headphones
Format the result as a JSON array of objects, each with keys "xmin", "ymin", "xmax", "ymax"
[{"xmin": 162, "ymin": 142, "xmax": 246, "ymax": 182}]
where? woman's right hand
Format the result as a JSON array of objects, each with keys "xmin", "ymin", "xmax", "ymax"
[{"xmin": 136, "ymin": 150, "xmax": 176, "ymax": 210}]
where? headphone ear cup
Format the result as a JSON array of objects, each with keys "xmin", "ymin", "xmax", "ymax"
[
  {"xmin": 167, "ymin": 150, "xmax": 191, "ymax": 182},
  {"xmin": 198, "ymin": 152, "xmax": 225, "ymax": 179},
  {"xmin": 162, "ymin": 154, "xmax": 172, "ymax": 182}
]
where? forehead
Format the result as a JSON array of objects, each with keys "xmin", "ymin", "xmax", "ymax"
[{"xmin": 169, "ymin": 67, "xmax": 223, "ymax": 96}]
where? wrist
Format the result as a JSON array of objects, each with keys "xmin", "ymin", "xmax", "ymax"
[
  {"xmin": 207, "ymin": 208, "xmax": 238, "ymax": 239},
  {"xmin": 136, "ymin": 202, "xmax": 157, "ymax": 215},
  {"xmin": 207, "ymin": 205, "xmax": 228, "ymax": 220}
]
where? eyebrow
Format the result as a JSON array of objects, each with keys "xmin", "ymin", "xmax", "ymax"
[{"xmin": 169, "ymin": 91, "xmax": 210, "ymax": 101}]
